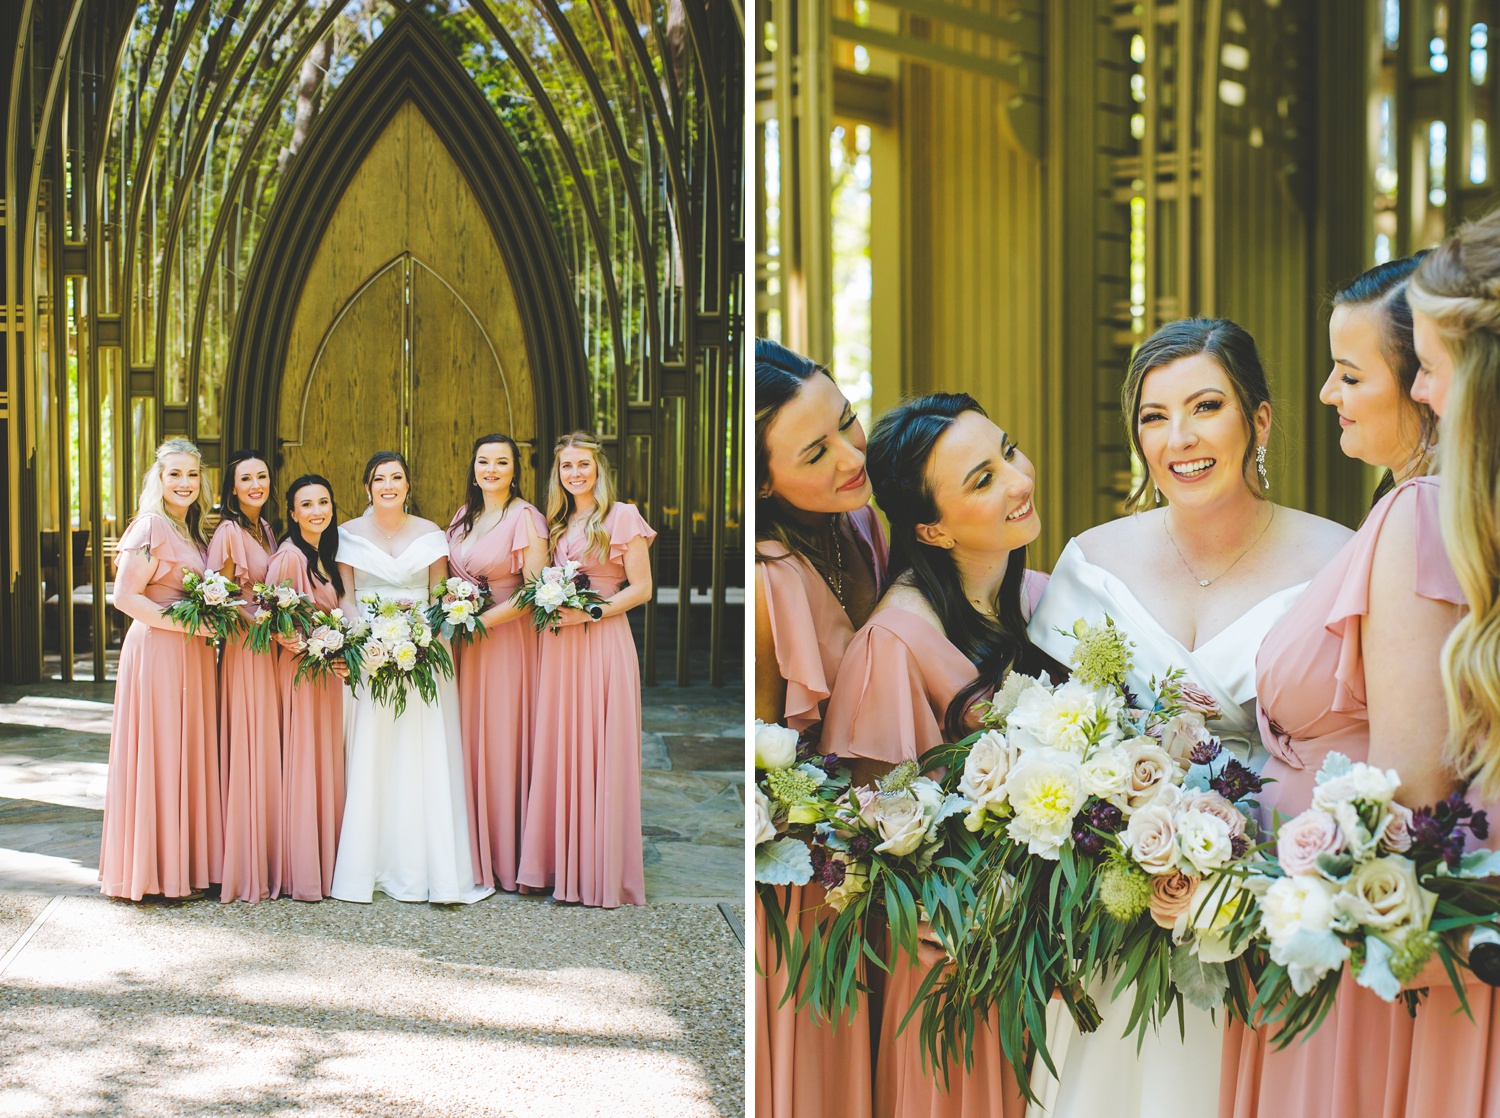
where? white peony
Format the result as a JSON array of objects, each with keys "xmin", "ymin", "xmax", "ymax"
[
  {"xmin": 1260, "ymin": 874, "xmax": 1340, "ymax": 947},
  {"xmin": 958, "ymin": 730, "xmax": 1015, "ymax": 815},
  {"xmin": 1187, "ymin": 878, "xmax": 1254, "ymax": 963},
  {"xmin": 754, "ymin": 787, "xmax": 777, "ymax": 846},
  {"xmin": 1079, "ymin": 744, "xmax": 1133, "ymax": 800},
  {"xmin": 1175, "ymin": 808, "xmax": 1235, "ymax": 875},
  {"xmin": 1002, "ymin": 748, "xmax": 1086, "ymax": 859},
  {"xmin": 1007, "ymin": 679, "xmax": 1118, "ymax": 755},
  {"xmin": 754, "ymin": 720, "xmax": 799, "ymax": 771},
  {"xmin": 391, "ymin": 640, "xmax": 418, "ymax": 671},
  {"xmin": 534, "ymin": 582, "xmax": 567, "ymax": 611},
  {"xmin": 446, "ymin": 599, "xmax": 476, "ymax": 624},
  {"xmin": 371, "ymin": 614, "xmax": 411, "ymax": 644}
]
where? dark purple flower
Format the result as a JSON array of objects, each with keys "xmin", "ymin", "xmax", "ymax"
[
  {"xmin": 1071, "ymin": 826, "xmax": 1104, "ymax": 857},
  {"xmin": 1231, "ymin": 834, "xmax": 1249, "ymax": 859},
  {"xmin": 1443, "ymin": 836, "xmax": 1467, "ymax": 871},
  {"xmin": 809, "ymin": 845, "xmax": 827, "ymax": 876},
  {"xmin": 1086, "ymin": 801, "xmax": 1125, "ymax": 834},
  {"xmin": 1473, "ymin": 810, "xmax": 1490, "ymax": 841},
  {"xmin": 1190, "ymin": 739, "xmax": 1224, "ymax": 767},
  {"xmin": 822, "ymin": 753, "xmax": 844, "ymax": 776},
  {"xmin": 848, "ymin": 834, "xmax": 874, "ymax": 859},
  {"xmin": 1122, "ymin": 684, "xmax": 1139, "ymax": 709},
  {"xmin": 1210, "ymin": 759, "xmax": 1263, "ymax": 802},
  {"xmin": 819, "ymin": 858, "xmax": 847, "ymax": 890}
]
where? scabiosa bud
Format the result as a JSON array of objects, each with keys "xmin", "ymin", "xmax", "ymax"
[
  {"xmin": 1231, "ymin": 834, "xmax": 1249, "ymax": 860},
  {"xmin": 1072, "ymin": 827, "xmax": 1105, "ymax": 857},
  {"xmin": 1098, "ymin": 860, "xmax": 1152, "ymax": 922},
  {"xmin": 819, "ymin": 858, "xmax": 847, "ymax": 890},
  {"xmin": 809, "ymin": 844, "xmax": 827, "ymax": 876},
  {"xmin": 1388, "ymin": 929, "xmax": 1440, "ymax": 985},
  {"xmin": 1189, "ymin": 738, "xmax": 1223, "ymax": 767},
  {"xmin": 848, "ymin": 834, "xmax": 874, "ymax": 859},
  {"xmin": 822, "ymin": 753, "xmax": 843, "ymax": 776},
  {"xmin": 1210, "ymin": 759, "xmax": 1263, "ymax": 801},
  {"xmin": 1410, "ymin": 810, "xmax": 1446, "ymax": 851},
  {"xmin": 1086, "ymin": 801, "xmax": 1125, "ymax": 834}
]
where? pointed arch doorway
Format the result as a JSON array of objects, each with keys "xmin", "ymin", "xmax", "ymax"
[{"xmin": 275, "ymin": 102, "xmax": 532, "ymax": 517}]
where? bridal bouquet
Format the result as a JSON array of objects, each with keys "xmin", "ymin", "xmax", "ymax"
[
  {"xmin": 512, "ymin": 561, "xmax": 605, "ymax": 633},
  {"xmin": 346, "ymin": 594, "xmax": 453, "ymax": 716},
  {"xmin": 164, "ymin": 570, "xmax": 245, "ymax": 644},
  {"xmin": 425, "ymin": 576, "xmax": 492, "ymax": 647},
  {"xmin": 755, "ymin": 718, "xmax": 972, "ymax": 1032},
  {"xmin": 291, "ymin": 607, "xmax": 363, "ymax": 689},
  {"xmin": 244, "ymin": 581, "xmax": 319, "ymax": 654},
  {"xmin": 1234, "ymin": 753, "xmax": 1500, "ymax": 1046},
  {"xmin": 916, "ymin": 618, "xmax": 1261, "ymax": 1085}
]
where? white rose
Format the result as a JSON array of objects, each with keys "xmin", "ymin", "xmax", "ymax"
[
  {"xmin": 1313, "ymin": 762, "xmax": 1402, "ymax": 811},
  {"xmin": 361, "ymin": 639, "xmax": 389, "ymax": 669},
  {"xmin": 275, "ymin": 585, "xmax": 300, "ymax": 608},
  {"xmin": 1159, "ymin": 712, "xmax": 1211, "ymax": 770},
  {"xmin": 391, "ymin": 640, "xmax": 419, "ymax": 671},
  {"xmin": 1124, "ymin": 740, "xmax": 1177, "ymax": 811},
  {"xmin": 1260, "ymin": 874, "xmax": 1340, "ymax": 946},
  {"xmin": 1079, "ymin": 744, "xmax": 1132, "ymax": 800},
  {"xmin": 754, "ymin": 720, "xmax": 800, "ymax": 771},
  {"xmin": 1175, "ymin": 808, "xmax": 1235, "ymax": 875},
  {"xmin": 862, "ymin": 782, "xmax": 945, "ymax": 858},
  {"xmin": 754, "ymin": 787, "xmax": 777, "ymax": 846},
  {"xmin": 452, "ymin": 580, "xmax": 475, "ymax": 600},
  {"xmin": 958, "ymin": 730, "xmax": 1015, "ymax": 814},
  {"xmin": 1125, "ymin": 803, "xmax": 1179, "ymax": 874},
  {"xmin": 1333, "ymin": 855, "xmax": 1435, "ymax": 934},
  {"xmin": 535, "ymin": 582, "xmax": 567, "ymax": 611},
  {"xmin": 311, "ymin": 625, "xmax": 343, "ymax": 653},
  {"xmin": 1002, "ymin": 749, "xmax": 1086, "ymax": 859},
  {"xmin": 201, "ymin": 580, "xmax": 229, "ymax": 606}
]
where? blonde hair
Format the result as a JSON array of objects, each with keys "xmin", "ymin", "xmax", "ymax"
[
  {"xmin": 1408, "ymin": 208, "xmax": 1500, "ymax": 800},
  {"xmin": 546, "ymin": 431, "xmax": 616, "ymax": 561},
  {"xmin": 133, "ymin": 437, "xmax": 212, "ymax": 547}
]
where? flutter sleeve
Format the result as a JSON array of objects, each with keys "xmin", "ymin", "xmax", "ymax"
[
  {"xmin": 511, "ymin": 503, "xmax": 548, "ymax": 575},
  {"xmin": 822, "ymin": 621, "xmax": 940, "ymax": 766},
  {"xmin": 115, "ymin": 514, "xmax": 171, "ymax": 571},
  {"xmin": 607, "ymin": 502, "xmax": 657, "ymax": 563},
  {"xmin": 757, "ymin": 552, "xmax": 835, "ymax": 732},
  {"xmin": 265, "ymin": 545, "xmax": 312, "ymax": 596},
  {"xmin": 207, "ymin": 521, "xmax": 254, "ymax": 582},
  {"xmin": 1324, "ymin": 477, "xmax": 1464, "ymax": 715}
]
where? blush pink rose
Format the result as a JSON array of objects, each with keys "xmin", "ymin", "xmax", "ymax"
[
  {"xmin": 1181, "ymin": 791, "xmax": 1246, "ymax": 840},
  {"xmin": 1276, "ymin": 809, "xmax": 1344, "ymax": 876},
  {"xmin": 1177, "ymin": 681, "xmax": 1222, "ymax": 719},
  {"xmin": 1382, "ymin": 802, "xmax": 1415, "ymax": 854},
  {"xmin": 1149, "ymin": 869, "xmax": 1200, "ymax": 930}
]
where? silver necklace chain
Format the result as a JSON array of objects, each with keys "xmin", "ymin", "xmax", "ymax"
[{"xmin": 1162, "ymin": 505, "xmax": 1275, "ymax": 588}]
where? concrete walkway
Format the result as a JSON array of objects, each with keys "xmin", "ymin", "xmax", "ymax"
[{"xmin": 0, "ymin": 682, "xmax": 746, "ymax": 1117}]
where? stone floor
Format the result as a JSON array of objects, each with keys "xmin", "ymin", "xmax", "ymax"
[{"xmin": 0, "ymin": 681, "xmax": 747, "ymax": 1117}]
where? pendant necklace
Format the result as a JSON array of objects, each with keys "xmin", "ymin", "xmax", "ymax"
[{"xmin": 1163, "ymin": 505, "xmax": 1275, "ymax": 588}]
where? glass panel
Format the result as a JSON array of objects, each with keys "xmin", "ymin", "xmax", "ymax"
[
  {"xmin": 831, "ymin": 122, "xmax": 873, "ymax": 430},
  {"xmin": 131, "ymin": 396, "xmax": 156, "ymax": 504},
  {"xmin": 68, "ymin": 278, "xmax": 94, "ymax": 675},
  {"xmin": 99, "ymin": 348, "xmax": 123, "ymax": 537}
]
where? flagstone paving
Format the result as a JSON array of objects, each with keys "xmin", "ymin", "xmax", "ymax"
[{"xmin": 0, "ymin": 682, "xmax": 746, "ymax": 1117}]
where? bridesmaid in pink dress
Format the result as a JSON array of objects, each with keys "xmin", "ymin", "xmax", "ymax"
[
  {"xmin": 267, "ymin": 474, "xmax": 347, "ymax": 901},
  {"xmin": 753, "ymin": 339, "xmax": 884, "ymax": 1118},
  {"xmin": 446, "ymin": 433, "xmax": 548, "ymax": 892},
  {"xmin": 516, "ymin": 432, "xmax": 655, "ymax": 909},
  {"xmin": 1220, "ymin": 257, "xmax": 1467, "ymax": 1118},
  {"xmin": 823, "ymin": 393, "xmax": 1058, "ymax": 1118},
  {"xmin": 208, "ymin": 450, "xmax": 282, "ymax": 903},
  {"xmin": 101, "ymin": 438, "xmax": 222, "ymax": 900}
]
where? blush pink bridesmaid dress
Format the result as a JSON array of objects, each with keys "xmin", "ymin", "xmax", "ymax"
[
  {"xmin": 208, "ymin": 518, "xmax": 282, "ymax": 903},
  {"xmin": 754, "ymin": 504, "xmax": 886, "ymax": 1118},
  {"xmin": 100, "ymin": 514, "xmax": 222, "ymax": 900},
  {"xmin": 820, "ymin": 571, "xmax": 1046, "ymax": 1118},
  {"xmin": 516, "ymin": 502, "xmax": 656, "ymax": 908},
  {"xmin": 266, "ymin": 542, "xmax": 344, "ymax": 902},
  {"xmin": 1218, "ymin": 477, "xmax": 1498, "ymax": 1118},
  {"xmin": 447, "ymin": 500, "xmax": 548, "ymax": 891}
]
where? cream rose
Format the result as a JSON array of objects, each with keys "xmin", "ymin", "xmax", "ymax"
[
  {"xmin": 275, "ymin": 585, "xmax": 301, "ymax": 608},
  {"xmin": 1079, "ymin": 744, "xmax": 1132, "ymax": 800},
  {"xmin": 201, "ymin": 580, "xmax": 229, "ymax": 606},
  {"xmin": 1180, "ymin": 791, "xmax": 1245, "ymax": 840},
  {"xmin": 1158, "ymin": 712, "xmax": 1211, "ymax": 770},
  {"xmin": 1260, "ymin": 874, "xmax": 1339, "ymax": 946},
  {"xmin": 1125, "ymin": 803, "xmax": 1179, "ymax": 874},
  {"xmin": 861, "ymin": 780, "xmax": 945, "ymax": 858},
  {"xmin": 1125, "ymin": 740, "xmax": 1177, "ymax": 811},
  {"xmin": 1335, "ymin": 855, "xmax": 1435, "ymax": 933},
  {"xmin": 825, "ymin": 860, "xmax": 870, "ymax": 912},
  {"xmin": 361, "ymin": 638, "xmax": 389, "ymax": 669},
  {"xmin": 754, "ymin": 720, "xmax": 800, "ymax": 771},
  {"xmin": 754, "ymin": 787, "xmax": 777, "ymax": 846},
  {"xmin": 1148, "ymin": 869, "xmax": 1200, "ymax": 930},
  {"xmin": 958, "ymin": 730, "xmax": 1014, "ymax": 814},
  {"xmin": 1276, "ymin": 809, "xmax": 1344, "ymax": 876}
]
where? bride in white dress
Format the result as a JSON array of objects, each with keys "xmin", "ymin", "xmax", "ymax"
[
  {"xmin": 330, "ymin": 451, "xmax": 493, "ymax": 906},
  {"xmin": 1024, "ymin": 320, "xmax": 1348, "ymax": 1118}
]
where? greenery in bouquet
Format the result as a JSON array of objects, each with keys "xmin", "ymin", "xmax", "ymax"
[
  {"xmin": 349, "ymin": 593, "xmax": 453, "ymax": 717},
  {"xmin": 244, "ymin": 581, "xmax": 318, "ymax": 654},
  {"xmin": 164, "ymin": 569, "xmax": 245, "ymax": 645},
  {"xmin": 290, "ymin": 607, "xmax": 363, "ymax": 689},
  {"xmin": 915, "ymin": 617, "xmax": 1264, "ymax": 1092},
  {"xmin": 511, "ymin": 561, "xmax": 606, "ymax": 634},
  {"xmin": 426, "ymin": 576, "xmax": 491, "ymax": 647},
  {"xmin": 1232, "ymin": 753, "xmax": 1500, "ymax": 1047}
]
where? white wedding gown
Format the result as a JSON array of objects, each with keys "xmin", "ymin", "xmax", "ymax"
[
  {"xmin": 330, "ymin": 528, "xmax": 494, "ymax": 906},
  {"xmin": 1022, "ymin": 538, "xmax": 1306, "ymax": 1118}
]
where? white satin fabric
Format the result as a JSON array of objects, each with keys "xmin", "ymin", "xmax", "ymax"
[
  {"xmin": 1022, "ymin": 538, "xmax": 1305, "ymax": 1118},
  {"xmin": 330, "ymin": 529, "xmax": 493, "ymax": 906}
]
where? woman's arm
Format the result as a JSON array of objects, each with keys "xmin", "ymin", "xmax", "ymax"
[
  {"xmin": 113, "ymin": 548, "xmax": 209, "ymax": 636},
  {"xmin": 428, "ymin": 556, "xmax": 449, "ymax": 596},
  {"xmin": 1364, "ymin": 492, "xmax": 1467, "ymax": 806},
  {"xmin": 337, "ymin": 563, "xmax": 358, "ymax": 616},
  {"xmin": 556, "ymin": 536, "xmax": 653, "ymax": 626}
]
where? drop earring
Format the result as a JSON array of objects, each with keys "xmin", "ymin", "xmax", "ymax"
[
  {"xmin": 1154, "ymin": 484, "xmax": 1163, "ymax": 506},
  {"xmin": 1256, "ymin": 445, "xmax": 1270, "ymax": 492}
]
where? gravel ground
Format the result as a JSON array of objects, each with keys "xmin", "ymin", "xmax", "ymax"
[{"xmin": 0, "ymin": 893, "xmax": 745, "ymax": 1117}]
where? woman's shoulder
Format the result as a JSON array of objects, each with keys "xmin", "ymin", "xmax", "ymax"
[
  {"xmin": 865, "ymin": 579, "xmax": 945, "ymax": 642},
  {"xmin": 1073, "ymin": 513, "xmax": 1148, "ymax": 564},
  {"xmin": 1267, "ymin": 504, "xmax": 1356, "ymax": 583},
  {"xmin": 409, "ymin": 516, "xmax": 444, "ymax": 536}
]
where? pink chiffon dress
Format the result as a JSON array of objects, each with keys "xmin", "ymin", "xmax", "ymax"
[
  {"xmin": 820, "ymin": 571, "xmax": 1046, "ymax": 1118},
  {"xmin": 266, "ymin": 541, "xmax": 344, "ymax": 901},
  {"xmin": 754, "ymin": 505, "xmax": 887, "ymax": 1118},
  {"xmin": 447, "ymin": 500, "xmax": 548, "ymax": 891},
  {"xmin": 1218, "ymin": 477, "xmax": 1498, "ymax": 1118},
  {"xmin": 516, "ymin": 502, "xmax": 656, "ymax": 908},
  {"xmin": 100, "ymin": 514, "xmax": 222, "ymax": 900},
  {"xmin": 208, "ymin": 518, "xmax": 282, "ymax": 903}
]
